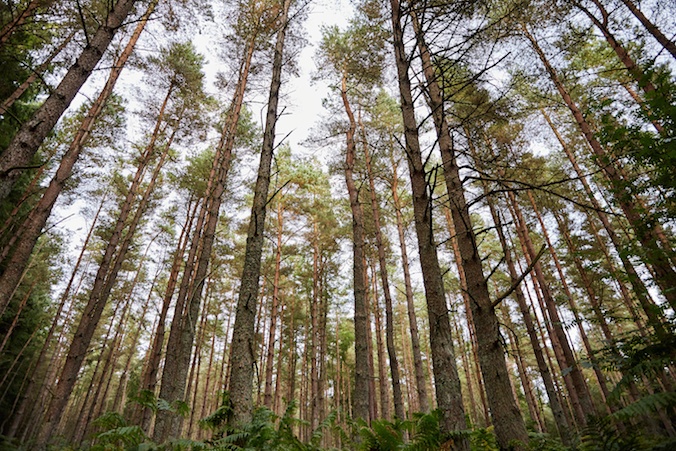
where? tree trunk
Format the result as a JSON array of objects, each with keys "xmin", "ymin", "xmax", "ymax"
[
  {"xmin": 0, "ymin": 30, "xmax": 75, "ymax": 115},
  {"xmin": 359, "ymin": 115, "xmax": 405, "ymax": 421},
  {"xmin": 0, "ymin": 0, "xmax": 138, "ymax": 200},
  {"xmin": 0, "ymin": 0, "xmax": 54, "ymax": 47},
  {"xmin": 339, "ymin": 70, "xmax": 370, "ymax": 423},
  {"xmin": 153, "ymin": 29, "xmax": 257, "ymax": 442},
  {"xmin": 227, "ymin": 0, "xmax": 291, "ymax": 428},
  {"xmin": 36, "ymin": 90, "xmax": 174, "ymax": 445},
  {"xmin": 264, "ymin": 202, "xmax": 284, "ymax": 407},
  {"xmin": 411, "ymin": 9, "xmax": 527, "ymax": 448},
  {"xmin": 390, "ymin": 155, "xmax": 429, "ymax": 413},
  {"xmin": 508, "ymin": 191, "xmax": 596, "ymax": 426},
  {"xmin": 617, "ymin": 0, "xmax": 676, "ymax": 59},
  {"xmin": 389, "ymin": 1, "xmax": 468, "ymax": 444},
  {"xmin": 486, "ymin": 197, "xmax": 571, "ymax": 444},
  {"xmin": 541, "ymin": 109, "xmax": 670, "ymax": 340}
]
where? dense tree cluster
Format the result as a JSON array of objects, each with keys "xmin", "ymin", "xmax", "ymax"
[{"xmin": 0, "ymin": 0, "xmax": 674, "ymax": 449}]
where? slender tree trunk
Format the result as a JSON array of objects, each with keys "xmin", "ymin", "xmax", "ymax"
[
  {"xmin": 359, "ymin": 116, "xmax": 405, "ymax": 420},
  {"xmin": 153, "ymin": 30, "xmax": 258, "ymax": 442},
  {"xmin": 7, "ymin": 193, "xmax": 106, "ymax": 438},
  {"xmin": 227, "ymin": 0, "xmax": 291, "ymax": 428},
  {"xmin": 389, "ymin": 1, "xmax": 468, "ymax": 444},
  {"xmin": 541, "ymin": 110, "xmax": 670, "ymax": 340},
  {"xmin": 508, "ymin": 192, "xmax": 596, "ymax": 426},
  {"xmin": 0, "ymin": 0, "xmax": 54, "ymax": 47},
  {"xmin": 370, "ymin": 261, "xmax": 390, "ymax": 420},
  {"xmin": 390, "ymin": 155, "xmax": 429, "ymax": 413},
  {"xmin": 339, "ymin": 70, "xmax": 370, "ymax": 423},
  {"xmin": 264, "ymin": 202, "xmax": 284, "ymax": 407},
  {"xmin": 487, "ymin": 199, "xmax": 571, "ymax": 444},
  {"xmin": 0, "ymin": 0, "xmax": 138, "ymax": 200},
  {"xmin": 36, "ymin": 93, "xmax": 174, "ymax": 446},
  {"xmin": 617, "ymin": 0, "xmax": 676, "ymax": 59},
  {"xmin": 527, "ymin": 192, "xmax": 612, "ymax": 411}
]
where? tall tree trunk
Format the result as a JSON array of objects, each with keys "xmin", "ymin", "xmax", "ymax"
[
  {"xmin": 390, "ymin": 155, "xmax": 429, "ymax": 413},
  {"xmin": 339, "ymin": 70, "xmax": 370, "ymax": 424},
  {"xmin": 389, "ymin": 1, "xmax": 468, "ymax": 445},
  {"xmin": 6, "ymin": 193, "xmax": 106, "ymax": 438},
  {"xmin": 522, "ymin": 25, "xmax": 676, "ymax": 311},
  {"xmin": 264, "ymin": 202, "xmax": 284, "ymax": 407},
  {"xmin": 0, "ymin": 30, "xmax": 75, "ymax": 115},
  {"xmin": 617, "ymin": 0, "xmax": 676, "ymax": 59},
  {"xmin": 0, "ymin": 0, "xmax": 138, "ymax": 200},
  {"xmin": 508, "ymin": 191, "xmax": 596, "ymax": 426},
  {"xmin": 227, "ymin": 0, "xmax": 291, "ymax": 428},
  {"xmin": 486, "ymin": 197, "xmax": 572, "ymax": 444},
  {"xmin": 135, "ymin": 199, "xmax": 197, "ymax": 428},
  {"xmin": 153, "ymin": 30, "xmax": 257, "ymax": 442},
  {"xmin": 0, "ymin": 2, "xmax": 154, "ymax": 315},
  {"xmin": 359, "ymin": 116, "xmax": 405, "ymax": 420},
  {"xmin": 527, "ymin": 191, "xmax": 612, "ymax": 411},
  {"xmin": 0, "ymin": 0, "xmax": 54, "ymax": 47},
  {"xmin": 541, "ymin": 110, "xmax": 670, "ymax": 340},
  {"xmin": 370, "ymin": 261, "xmax": 390, "ymax": 420},
  {"xmin": 411, "ymin": 10, "xmax": 527, "ymax": 448}
]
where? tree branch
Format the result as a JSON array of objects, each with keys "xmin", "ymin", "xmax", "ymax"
[{"xmin": 491, "ymin": 244, "xmax": 547, "ymax": 309}]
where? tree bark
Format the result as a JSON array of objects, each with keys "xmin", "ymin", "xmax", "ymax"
[
  {"xmin": 339, "ymin": 70, "xmax": 370, "ymax": 424},
  {"xmin": 390, "ymin": 155, "xmax": 429, "ymax": 413},
  {"xmin": 617, "ymin": 0, "xmax": 676, "ymax": 59},
  {"xmin": 36, "ymin": 88, "xmax": 174, "ymax": 446},
  {"xmin": 359, "ymin": 115, "xmax": 405, "ymax": 421}
]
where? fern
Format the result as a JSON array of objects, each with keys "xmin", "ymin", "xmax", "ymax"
[
  {"xmin": 91, "ymin": 425, "xmax": 147, "ymax": 450},
  {"xmin": 611, "ymin": 392, "xmax": 676, "ymax": 421}
]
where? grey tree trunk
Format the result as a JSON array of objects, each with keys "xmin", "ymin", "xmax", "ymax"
[{"xmin": 227, "ymin": 0, "xmax": 291, "ymax": 428}]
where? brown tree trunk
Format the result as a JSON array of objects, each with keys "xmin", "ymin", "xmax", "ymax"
[
  {"xmin": 508, "ymin": 192, "xmax": 596, "ymax": 426},
  {"xmin": 370, "ymin": 261, "xmax": 390, "ymax": 420},
  {"xmin": 541, "ymin": 110, "xmax": 670, "ymax": 340},
  {"xmin": 36, "ymin": 91, "xmax": 174, "ymax": 445},
  {"xmin": 0, "ymin": 0, "xmax": 54, "ymax": 47},
  {"xmin": 359, "ymin": 116, "xmax": 405, "ymax": 420},
  {"xmin": 339, "ymin": 70, "xmax": 370, "ymax": 423},
  {"xmin": 227, "ymin": 0, "xmax": 291, "ymax": 428},
  {"xmin": 389, "ymin": 1, "xmax": 468, "ymax": 444},
  {"xmin": 263, "ymin": 202, "xmax": 284, "ymax": 408},
  {"xmin": 486, "ymin": 198, "xmax": 572, "ymax": 444},
  {"xmin": 390, "ymin": 155, "xmax": 429, "ymax": 413},
  {"xmin": 135, "ymin": 199, "xmax": 197, "ymax": 428},
  {"xmin": 527, "ymin": 191, "xmax": 612, "ymax": 411},
  {"xmin": 617, "ymin": 0, "xmax": 676, "ymax": 59},
  {"xmin": 0, "ymin": 0, "xmax": 138, "ymax": 200},
  {"xmin": 411, "ymin": 9, "xmax": 527, "ymax": 448},
  {"xmin": 153, "ymin": 29, "xmax": 258, "ymax": 442},
  {"xmin": 6, "ymin": 193, "xmax": 106, "ymax": 438},
  {"xmin": 0, "ymin": 1, "xmax": 154, "ymax": 315}
]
